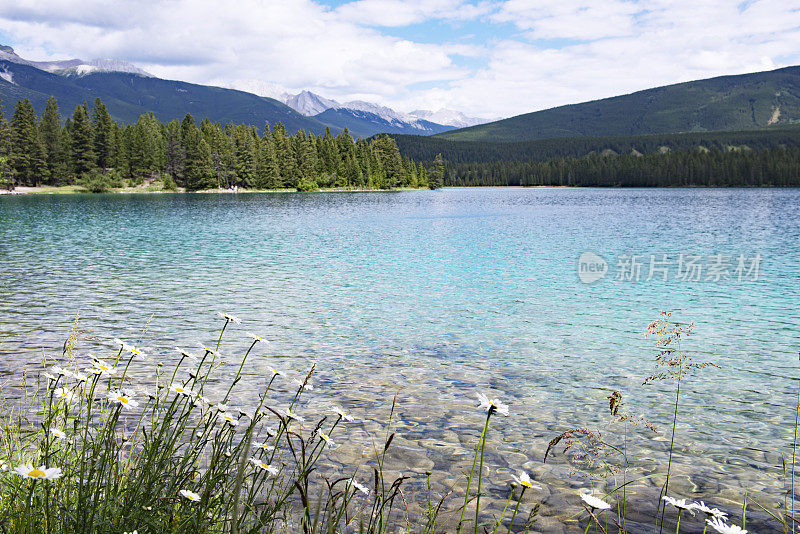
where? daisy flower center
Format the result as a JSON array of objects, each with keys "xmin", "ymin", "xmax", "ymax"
[{"xmin": 29, "ymin": 468, "xmax": 45, "ymax": 478}]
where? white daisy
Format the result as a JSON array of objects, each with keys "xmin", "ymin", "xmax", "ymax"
[
  {"xmin": 217, "ymin": 312, "xmax": 241, "ymax": 324},
  {"xmin": 50, "ymin": 428, "xmax": 67, "ymax": 440},
  {"xmin": 246, "ymin": 332, "xmax": 268, "ymax": 344},
  {"xmin": 220, "ymin": 413, "xmax": 239, "ymax": 427},
  {"xmin": 254, "ymin": 442, "xmax": 274, "ymax": 452},
  {"xmin": 180, "ymin": 489, "xmax": 201, "ymax": 502},
  {"xmin": 706, "ymin": 516, "xmax": 747, "ymax": 534},
  {"xmin": 351, "ymin": 479, "xmax": 370, "ymax": 495},
  {"xmin": 662, "ymin": 496, "xmax": 697, "ymax": 515},
  {"xmin": 175, "ymin": 348, "xmax": 199, "ymax": 361},
  {"xmin": 13, "ymin": 462, "xmax": 63, "ymax": 480},
  {"xmin": 580, "ymin": 492, "xmax": 611, "ymax": 510},
  {"xmin": 91, "ymin": 359, "xmax": 116, "ymax": 377},
  {"xmin": 476, "ymin": 392, "xmax": 509, "ymax": 416},
  {"xmin": 169, "ymin": 384, "xmax": 196, "ymax": 397},
  {"xmin": 332, "ymin": 406, "xmax": 355, "ymax": 422},
  {"xmin": 53, "ymin": 388, "xmax": 76, "ymax": 404},
  {"xmin": 511, "ymin": 471, "xmax": 537, "ymax": 489},
  {"xmin": 50, "ymin": 366, "xmax": 70, "ymax": 377},
  {"xmin": 693, "ymin": 502, "xmax": 727, "ymax": 520},
  {"xmin": 43, "ymin": 372, "xmax": 57, "ymax": 381},
  {"xmin": 249, "ymin": 458, "xmax": 279, "ymax": 475},
  {"xmin": 264, "ymin": 426, "xmax": 277, "ymax": 437},
  {"xmin": 319, "ymin": 432, "xmax": 336, "ymax": 447},
  {"xmin": 216, "ymin": 403, "xmax": 229, "ymax": 412},
  {"xmin": 108, "ymin": 391, "xmax": 139, "ymax": 409},
  {"xmin": 280, "ymin": 409, "xmax": 305, "ymax": 422},
  {"xmin": 269, "ymin": 367, "xmax": 286, "ymax": 378},
  {"xmin": 197, "ymin": 343, "xmax": 221, "ymax": 358},
  {"xmin": 72, "ymin": 372, "xmax": 88, "ymax": 382},
  {"xmin": 121, "ymin": 343, "xmax": 146, "ymax": 358}
]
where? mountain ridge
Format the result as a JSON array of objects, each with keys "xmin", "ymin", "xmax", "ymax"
[
  {"xmin": 434, "ymin": 65, "xmax": 800, "ymax": 142},
  {"xmin": 0, "ymin": 45, "xmax": 461, "ymax": 138}
]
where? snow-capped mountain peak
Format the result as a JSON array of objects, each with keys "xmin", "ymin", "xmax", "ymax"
[
  {"xmin": 0, "ymin": 45, "xmax": 152, "ymax": 77},
  {"xmin": 337, "ymin": 100, "xmax": 410, "ymax": 122},
  {"xmin": 285, "ymin": 90, "xmax": 340, "ymax": 116},
  {"xmin": 408, "ymin": 109, "xmax": 490, "ymax": 128}
]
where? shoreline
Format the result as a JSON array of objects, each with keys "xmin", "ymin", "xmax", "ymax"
[{"xmin": 1, "ymin": 185, "xmax": 430, "ymax": 195}]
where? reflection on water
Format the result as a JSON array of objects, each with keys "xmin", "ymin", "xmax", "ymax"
[{"xmin": 1, "ymin": 188, "xmax": 799, "ymax": 530}]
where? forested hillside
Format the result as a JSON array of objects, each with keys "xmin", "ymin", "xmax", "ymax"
[
  {"xmin": 435, "ymin": 66, "xmax": 800, "ymax": 142},
  {"xmin": 0, "ymin": 96, "xmax": 427, "ymax": 191},
  {"xmin": 395, "ymin": 127, "xmax": 800, "ymax": 187},
  {"xmin": 442, "ymin": 147, "xmax": 800, "ymax": 187}
]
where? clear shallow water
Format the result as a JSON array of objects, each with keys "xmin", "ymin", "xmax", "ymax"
[{"xmin": 1, "ymin": 188, "xmax": 799, "ymax": 531}]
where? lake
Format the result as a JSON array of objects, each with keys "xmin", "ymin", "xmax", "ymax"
[{"xmin": 1, "ymin": 187, "xmax": 799, "ymax": 531}]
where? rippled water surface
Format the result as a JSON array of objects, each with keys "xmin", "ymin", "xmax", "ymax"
[{"xmin": 1, "ymin": 188, "xmax": 799, "ymax": 531}]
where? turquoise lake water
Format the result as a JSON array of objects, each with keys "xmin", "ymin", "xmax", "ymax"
[{"xmin": 1, "ymin": 187, "xmax": 799, "ymax": 530}]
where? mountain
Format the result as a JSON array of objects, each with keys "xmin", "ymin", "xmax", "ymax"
[
  {"xmin": 0, "ymin": 45, "xmax": 483, "ymax": 138},
  {"xmin": 0, "ymin": 46, "xmax": 331, "ymax": 134},
  {"xmin": 221, "ymin": 80, "xmax": 488, "ymax": 133},
  {"xmin": 435, "ymin": 66, "xmax": 800, "ymax": 142},
  {"xmin": 0, "ymin": 45, "xmax": 152, "ymax": 77},
  {"xmin": 286, "ymin": 90, "xmax": 340, "ymax": 116},
  {"xmin": 314, "ymin": 107, "xmax": 453, "ymax": 138},
  {"xmin": 408, "ymin": 109, "xmax": 490, "ymax": 128}
]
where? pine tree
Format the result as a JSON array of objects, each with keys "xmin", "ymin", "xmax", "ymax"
[
  {"xmin": 0, "ymin": 99, "xmax": 14, "ymax": 186},
  {"xmin": 428, "ymin": 153, "xmax": 445, "ymax": 189},
  {"xmin": 372, "ymin": 135, "xmax": 404, "ymax": 188},
  {"xmin": 254, "ymin": 131, "xmax": 281, "ymax": 189},
  {"xmin": 10, "ymin": 99, "xmax": 45, "ymax": 186},
  {"xmin": 92, "ymin": 98, "xmax": 115, "ymax": 169},
  {"xmin": 39, "ymin": 97, "xmax": 63, "ymax": 184},
  {"xmin": 183, "ymin": 125, "xmax": 215, "ymax": 191},
  {"xmin": 71, "ymin": 103, "xmax": 96, "ymax": 177},
  {"xmin": 295, "ymin": 132, "xmax": 318, "ymax": 186},
  {"xmin": 272, "ymin": 122, "xmax": 297, "ymax": 187},
  {"xmin": 163, "ymin": 119, "xmax": 185, "ymax": 185}
]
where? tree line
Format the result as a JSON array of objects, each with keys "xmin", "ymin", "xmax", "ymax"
[
  {"xmin": 442, "ymin": 146, "xmax": 800, "ymax": 187},
  {"xmin": 0, "ymin": 96, "xmax": 430, "ymax": 191},
  {"xmin": 392, "ymin": 126, "xmax": 800, "ymax": 187},
  {"xmin": 394, "ymin": 126, "xmax": 800, "ymax": 164}
]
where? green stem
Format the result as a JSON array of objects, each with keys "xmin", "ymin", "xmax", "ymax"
[
  {"xmin": 216, "ymin": 319, "xmax": 229, "ymax": 352},
  {"xmin": 25, "ymin": 480, "xmax": 36, "ymax": 534},
  {"xmin": 675, "ymin": 510, "xmax": 682, "ymax": 534},
  {"xmin": 490, "ymin": 488, "xmax": 514, "ymax": 534},
  {"xmin": 222, "ymin": 340, "xmax": 257, "ymax": 403},
  {"xmin": 474, "ymin": 414, "xmax": 491, "ymax": 534},
  {"xmin": 792, "ymin": 378, "xmax": 800, "ymax": 517},
  {"xmin": 457, "ymin": 411, "xmax": 491, "ymax": 534},
  {"xmin": 659, "ymin": 372, "xmax": 682, "ymax": 534},
  {"xmin": 505, "ymin": 486, "xmax": 526, "ymax": 534},
  {"xmin": 583, "ymin": 508, "xmax": 595, "ymax": 534}
]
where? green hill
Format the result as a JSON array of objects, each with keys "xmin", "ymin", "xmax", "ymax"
[
  {"xmin": 0, "ymin": 60, "xmax": 332, "ymax": 135},
  {"xmin": 435, "ymin": 66, "xmax": 800, "ymax": 142}
]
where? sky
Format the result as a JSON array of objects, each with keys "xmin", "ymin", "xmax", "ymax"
[{"xmin": 0, "ymin": 0, "xmax": 799, "ymax": 119}]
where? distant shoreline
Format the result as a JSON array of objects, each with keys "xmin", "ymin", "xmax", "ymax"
[{"xmin": 1, "ymin": 185, "xmax": 430, "ymax": 195}]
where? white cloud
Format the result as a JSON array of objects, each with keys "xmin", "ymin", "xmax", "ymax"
[
  {"xmin": 0, "ymin": 0, "xmax": 798, "ymax": 119},
  {"xmin": 335, "ymin": 0, "xmax": 493, "ymax": 27}
]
